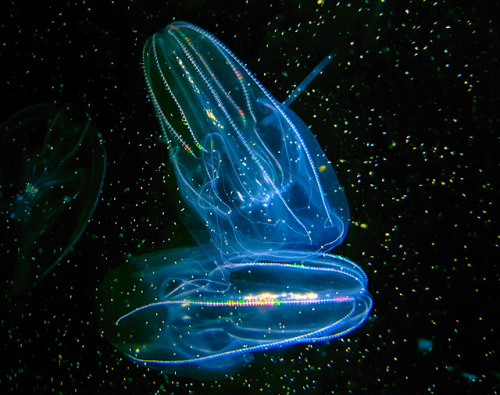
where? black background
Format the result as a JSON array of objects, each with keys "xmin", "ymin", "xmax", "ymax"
[{"xmin": 1, "ymin": 0, "xmax": 498, "ymax": 393}]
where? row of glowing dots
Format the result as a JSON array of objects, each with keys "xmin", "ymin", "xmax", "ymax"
[{"xmin": 178, "ymin": 292, "xmax": 353, "ymax": 307}]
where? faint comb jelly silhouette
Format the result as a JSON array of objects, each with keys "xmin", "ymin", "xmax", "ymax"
[{"xmin": 0, "ymin": 104, "xmax": 105, "ymax": 295}]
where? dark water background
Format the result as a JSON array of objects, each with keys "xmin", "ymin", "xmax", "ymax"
[{"xmin": 1, "ymin": 0, "xmax": 498, "ymax": 393}]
